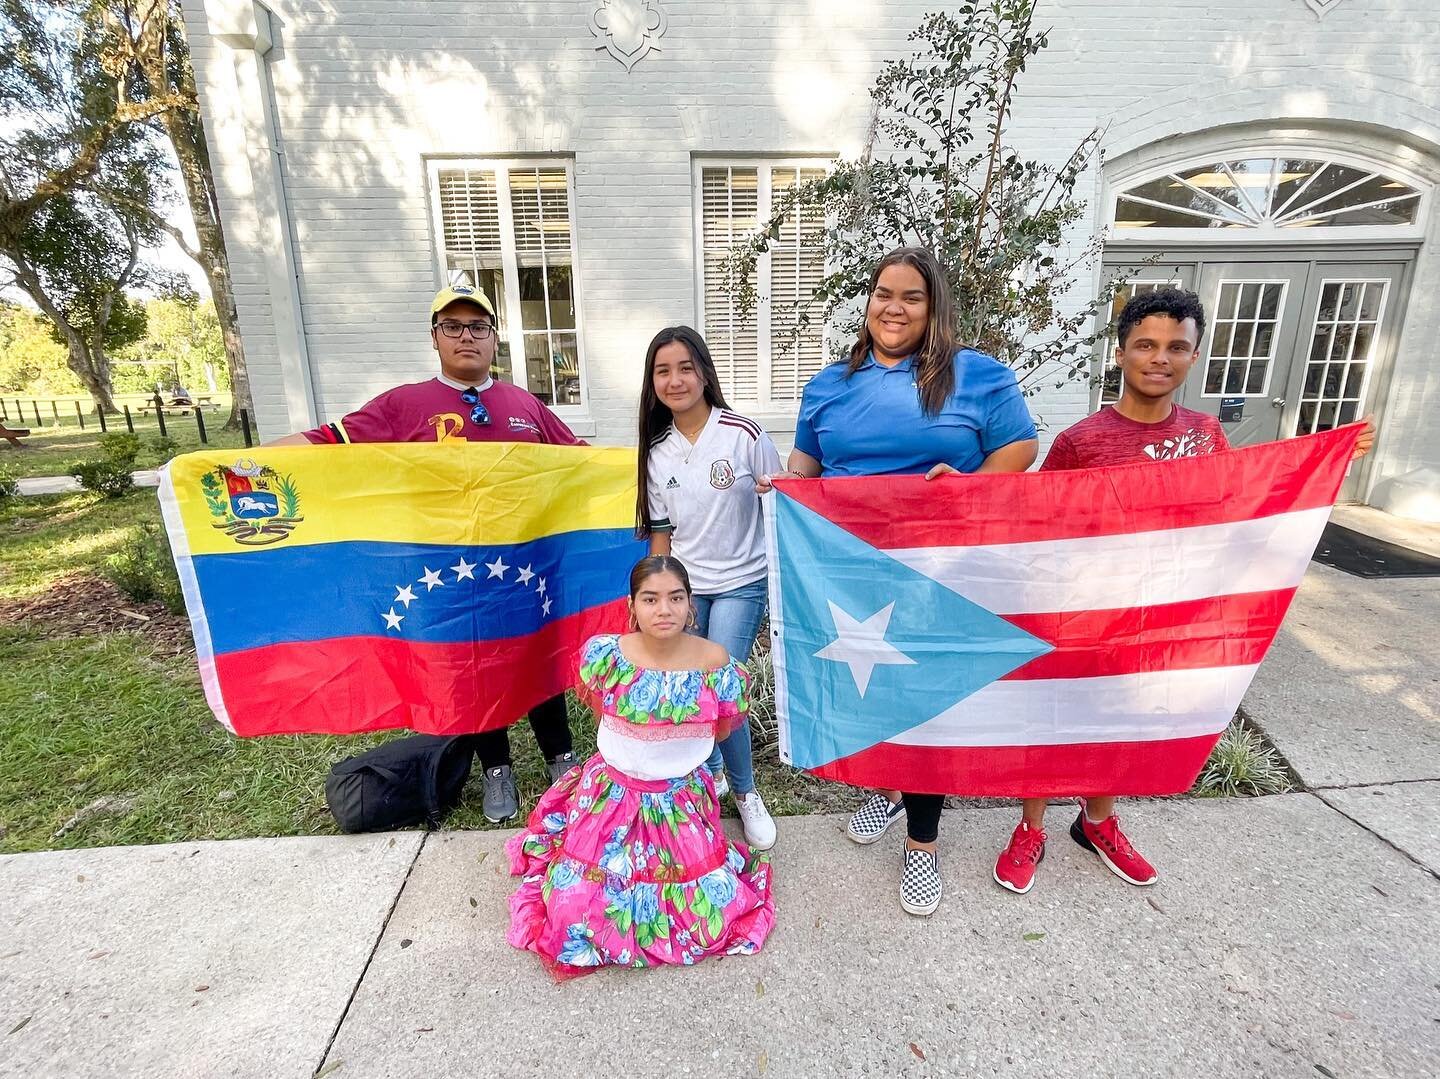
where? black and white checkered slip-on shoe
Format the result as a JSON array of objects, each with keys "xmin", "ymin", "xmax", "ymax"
[
  {"xmin": 846, "ymin": 793, "xmax": 906, "ymax": 845},
  {"xmin": 900, "ymin": 848, "xmax": 942, "ymax": 917}
]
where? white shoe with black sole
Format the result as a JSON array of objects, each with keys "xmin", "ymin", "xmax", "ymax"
[
  {"xmin": 846, "ymin": 793, "xmax": 906, "ymax": 844},
  {"xmin": 900, "ymin": 847, "xmax": 942, "ymax": 916}
]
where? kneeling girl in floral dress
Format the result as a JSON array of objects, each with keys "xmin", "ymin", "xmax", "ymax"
[{"xmin": 506, "ymin": 555, "xmax": 775, "ymax": 975}]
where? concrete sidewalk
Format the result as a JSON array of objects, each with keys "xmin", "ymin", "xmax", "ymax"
[
  {"xmin": 13, "ymin": 471, "xmax": 161, "ymax": 496},
  {"xmin": 3, "ymin": 797, "xmax": 1437, "ymax": 1079},
  {"xmin": 3, "ymin": 508, "xmax": 1437, "ymax": 1077}
]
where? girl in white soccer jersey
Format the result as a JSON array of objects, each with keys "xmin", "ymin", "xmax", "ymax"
[{"xmin": 634, "ymin": 326, "xmax": 782, "ymax": 851}]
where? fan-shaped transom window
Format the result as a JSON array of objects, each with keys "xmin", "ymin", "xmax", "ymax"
[{"xmin": 1115, "ymin": 157, "xmax": 1421, "ymax": 230}]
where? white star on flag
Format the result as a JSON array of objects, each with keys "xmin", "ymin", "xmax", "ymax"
[
  {"xmin": 537, "ymin": 577, "xmax": 547, "ymax": 596},
  {"xmin": 451, "ymin": 557, "xmax": 476, "ymax": 581},
  {"xmin": 814, "ymin": 600, "xmax": 915, "ymax": 697},
  {"xmin": 517, "ymin": 564, "xmax": 535, "ymax": 587},
  {"xmin": 542, "ymin": 596, "xmax": 553, "ymax": 617},
  {"xmin": 382, "ymin": 608, "xmax": 404, "ymax": 631},
  {"xmin": 394, "ymin": 584, "xmax": 416, "ymax": 608},
  {"xmin": 419, "ymin": 567, "xmax": 445, "ymax": 591},
  {"xmin": 485, "ymin": 556, "xmax": 510, "ymax": 580}
]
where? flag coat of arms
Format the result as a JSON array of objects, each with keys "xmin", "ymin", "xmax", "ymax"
[
  {"xmin": 159, "ymin": 443, "xmax": 644, "ymax": 737},
  {"xmin": 765, "ymin": 425, "xmax": 1362, "ymax": 797}
]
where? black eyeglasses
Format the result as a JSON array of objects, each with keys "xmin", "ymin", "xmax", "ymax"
[
  {"xmin": 436, "ymin": 319, "xmax": 496, "ymax": 340},
  {"xmin": 460, "ymin": 387, "xmax": 491, "ymax": 426}
]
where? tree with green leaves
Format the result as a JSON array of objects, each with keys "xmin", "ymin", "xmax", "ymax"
[
  {"xmin": 0, "ymin": 301, "xmax": 82, "ymax": 395},
  {"xmin": 1, "ymin": 1, "xmax": 251, "ymax": 421},
  {"xmin": 725, "ymin": 1, "xmax": 1141, "ymax": 401},
  {"xmin": 0, "ymin": 0, "xmax": 178, "ymax": 410}
]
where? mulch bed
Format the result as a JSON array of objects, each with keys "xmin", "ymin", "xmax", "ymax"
[{"xmin": 0, "ymin": 573, "xmax": 194, "ymax": 655}]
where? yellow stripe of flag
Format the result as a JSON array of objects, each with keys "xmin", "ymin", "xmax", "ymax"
[{"xmin": 164, "ymin": 443, "xmax": 638, "ymax": 556}]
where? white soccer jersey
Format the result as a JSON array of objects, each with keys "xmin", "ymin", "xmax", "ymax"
[{"xmin": 646, "ymin": 408, "xmax": 783, "ymax": 594}]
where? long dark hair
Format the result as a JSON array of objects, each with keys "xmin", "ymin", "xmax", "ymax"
[
  {"xmin": 847, "ymin": 246, "xmax": 961, "ymax": 416},
  {"xmin": 635, "ymin": 326, "xmax": 731, "ymax": 536}
]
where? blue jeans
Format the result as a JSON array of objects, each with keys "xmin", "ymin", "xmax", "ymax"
[{"xmin": 691, "ymin": 577, "xmax": 767, "ymax": 795}]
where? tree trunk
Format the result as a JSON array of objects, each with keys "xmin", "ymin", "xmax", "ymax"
[
  {"xmin": 69, "ymin": 339, "xmax": 119, "ymax": 413},
  {"xmin": 129, "ymin": 3, "xmax": 253, "ymax": 429},
  {"xmin": 7, "ymin": 257, "xmax": 120, "ymax": 413}
]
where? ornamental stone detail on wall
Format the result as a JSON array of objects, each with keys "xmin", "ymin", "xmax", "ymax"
[
  {"xmin": 589, "ymin": 1, "xmax": 668, "ymax": 71},
  {"xmin": 1301, "ymin": 0, "xmax": 1348, "ymax": 17}
]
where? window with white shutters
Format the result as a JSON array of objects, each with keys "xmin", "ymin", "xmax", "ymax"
[
  {"xmin": 429, "ymin": 160, "xmax": 585, "ymax": 408},
  {"xmin": 697, "ymin": 160, "xmax": 829, "ymax": 407},
  {"xmin": 701, "ymin": 166, "xmax": 760, "ymax": 401}
]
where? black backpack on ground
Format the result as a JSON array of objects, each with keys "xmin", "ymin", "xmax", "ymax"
[{"xmin": 325, "ymin": 734, "xmax": 479, "ymax": 833}]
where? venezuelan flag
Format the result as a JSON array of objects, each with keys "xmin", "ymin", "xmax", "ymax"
[{"xmin": 158, "ymin": 443, "xmax": 644, "ymax": 737}]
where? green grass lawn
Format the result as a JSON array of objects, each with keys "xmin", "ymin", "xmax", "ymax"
[
  {"xmin": 0, "ymin": 486, "xmax": 1278, "ymax": 854},
  {"xmin": 0, "ymin": 488, "xmax": 840, "ymax": 853},
  {"xmin": 1, "ymin": 405, "xmax": 247, "ymax": 481},
  {"xmin": 1, "ymin": 489, "xmax": 164, "ymax": 600}
]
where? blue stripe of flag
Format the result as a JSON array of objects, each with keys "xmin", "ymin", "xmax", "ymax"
[{"xmin": 192, "ymin": 528, "xmax": 644, "ymax": 654}]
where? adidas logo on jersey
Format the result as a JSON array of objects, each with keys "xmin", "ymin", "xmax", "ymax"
[{"xmin": 665, "ymin": 476, "xmax": 680, "ymax": 489}]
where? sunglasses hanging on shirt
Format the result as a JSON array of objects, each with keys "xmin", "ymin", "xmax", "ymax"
[{"xmin": 460, "ymin": 387, "xmax": 491, "ymax": 426}]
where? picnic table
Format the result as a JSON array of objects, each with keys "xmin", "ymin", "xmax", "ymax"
[
  {"xmin": 137, "ymin": 396, "xmax": 222, "ymax": 416},
  {"xmin": 1, "ymin": 422, "xmax": 31, "ymax": 448}
]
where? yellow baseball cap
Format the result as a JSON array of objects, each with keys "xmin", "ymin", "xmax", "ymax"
[{"xmin": 430, "ymin": 284, "xmax": 497, "ymax": 322}]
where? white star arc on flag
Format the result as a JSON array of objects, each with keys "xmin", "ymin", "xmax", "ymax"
[
  {"xmin": 383, "ymin": 552, "xmax": 555, "ymax": 635},
  {"xmin": 814, "ymin": 600, "xmax": 916, "ymax": 697}
]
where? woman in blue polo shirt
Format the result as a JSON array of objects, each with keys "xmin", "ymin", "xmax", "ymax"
[{"xmin": 771, "ymin": 246, "xmax": 1037, "ymax": 916}]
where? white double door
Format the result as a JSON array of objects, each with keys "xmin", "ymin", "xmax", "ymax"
[{"xmin": 1106, "ymin": 250, "xmax": 1411, "ymax": 502}]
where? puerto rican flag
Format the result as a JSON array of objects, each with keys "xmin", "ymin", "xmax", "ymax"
[{"xmin": 764, "ymin": 424, "xmax": 1362, "ymax": 797}]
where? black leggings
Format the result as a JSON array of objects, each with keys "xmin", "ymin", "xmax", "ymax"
[
  {"xmin": 475, "ymin": 693, "xmax": 572, "ymax": 769},
  {"xmin": 902, "ymin": 792, "xmax": 944, "ymax": 844}
]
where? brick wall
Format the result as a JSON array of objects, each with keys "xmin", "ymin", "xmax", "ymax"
[{"xmin": 182, "ymin": 0, "xmax": 1440, "ymax": 484}]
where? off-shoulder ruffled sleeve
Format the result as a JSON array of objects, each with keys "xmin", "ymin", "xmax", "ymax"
[
  {"xmin": 706, "ymin": 660, "xmax": 751, "ymax": 720},
  {"xmin": 578, "ymin": 634, "xmax": 630, "ymax": 696}
]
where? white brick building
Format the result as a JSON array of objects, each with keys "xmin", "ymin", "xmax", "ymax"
[{"xmin": 183, "ymin": 0, "xmax": 1440, "ymax": 503}]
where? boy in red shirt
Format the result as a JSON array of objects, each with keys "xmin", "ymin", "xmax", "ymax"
[
  {"xmin": 993, "ymin": 286, "xmax": 1370, "ymax": 894},
  {"xmin": 269, "ymin": 285, "xmax": 582, "ymax": 823}
]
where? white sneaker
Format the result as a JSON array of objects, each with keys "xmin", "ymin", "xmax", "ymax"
[
  {"xmin": 712, "ymin": 771, "xmax": 730, "ymax": 800},
  {"xmin": 735, "ymin": 790, "xmax": 777, "ymax": 851}
]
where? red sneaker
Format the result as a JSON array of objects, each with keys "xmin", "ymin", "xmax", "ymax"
[
  {"xmin": 993, "ymin": 821, "xmax": 1046, "ymax": 894},
  {"xmin": 1070, "ymin": 810, "xmax": 1158, "ymax": 886}
]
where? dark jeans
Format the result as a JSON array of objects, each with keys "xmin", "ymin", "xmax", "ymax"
[
  {"xmin": 902, "ymin": 792, "xmax": 944, "ymax": 844},
  {"xmin": 475, "ymin": 693, "xmax": 572, "ymax": 769}
]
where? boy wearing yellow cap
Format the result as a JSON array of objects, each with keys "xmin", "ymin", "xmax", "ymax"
[{"xmin": 269, "ymin": 285, "xmax": 583, "ymax": 821}]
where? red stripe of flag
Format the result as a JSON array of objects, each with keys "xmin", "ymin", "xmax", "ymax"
[
  {"xmin": 1000, "ymin": 588, "xmax": 1296, "ymax": 680},
  {"xmin": 812, "ymin": 735, "xmax": 1222, "ymax": 798},
  {"xmin": 777, "ymin": 424, "xmax": 1361, "ymax": 549},
  {"xmin": 213, "ymin": 599, "xmax": 627, "ymax": 737}
]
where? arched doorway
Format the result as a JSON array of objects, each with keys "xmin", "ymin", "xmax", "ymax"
[{"xmin": 1099, "ymin": 148, "xmax": 1431, "ymax": 501}]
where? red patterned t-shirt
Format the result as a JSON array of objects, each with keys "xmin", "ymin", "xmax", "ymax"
[{"xmin": 1039, "ymin": 404, "xmax": 1229, "ymax": 472}]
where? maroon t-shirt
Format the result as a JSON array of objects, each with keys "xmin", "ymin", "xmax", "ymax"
[
  {"xmin": 1039, "ymin": 404, "xmax": 1229, "ymax": 471},
  {"xmin": 302, "ymin": 377, "xmax": 581, "ymax": 446}
]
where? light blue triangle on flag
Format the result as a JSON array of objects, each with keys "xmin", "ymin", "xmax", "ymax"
[{"xmin": 773, "ymin": 490, "xmax": 1053, "ymax": 770}]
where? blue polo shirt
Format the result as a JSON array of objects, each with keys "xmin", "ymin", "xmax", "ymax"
[{"xmin": 793, "ymin": 349, "xmax": 1036, "ymax": 477}]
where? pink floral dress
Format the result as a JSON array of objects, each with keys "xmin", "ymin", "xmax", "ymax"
[{"xmin": 505, "ymin": 634, "xmax": 775, "ymax": 976}]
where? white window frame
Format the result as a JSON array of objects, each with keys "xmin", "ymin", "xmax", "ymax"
[
  {"xmin": 692, "ymin": 155, "xmax": 832, "ymax": 416},
  {"xmin": 1092, "ymin": 276, "xmax": 1184, "ymax": 411},
  {"xmin": 1289, "ymin": 277, "xmax": 1391, "ymax": 437},
  {"xmin": 1201, "ymin": 278, "xmax": 1290, "ymax": 399},
  {"xmin": 426, "ymin": 157, "xmax": 589, "ymax": 418},
  {"xmin": 1104, "ymin": 147, "xmax": 1431, "ymax": 245}
]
